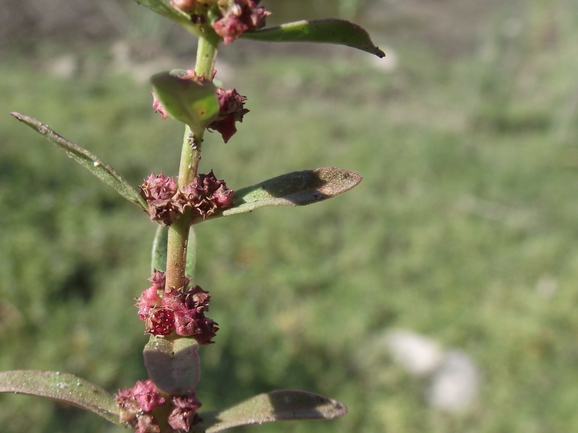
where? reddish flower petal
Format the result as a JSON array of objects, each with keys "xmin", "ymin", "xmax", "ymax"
[
  {"xmin": 133, "ymin": 380, "xmax": 166, "ymax": 413},
  {"xmin": 146, "ymin": 307, "xmax": 175, "ymax": 336},
  {"xmin": 152, "ymin": 92, "xmax": 169, "ymax": 120},
  {"xmin": 168, "ymin": 393, "xmax": 203, "ymax": 432}
]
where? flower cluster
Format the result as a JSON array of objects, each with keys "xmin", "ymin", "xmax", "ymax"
[
  {"xmin": 116, "ymin": 379, "xmax": 202, "ymax": 433},
  {"xmin": 140, "ymin": 171, "xmax": 234, "ymax": 225},
  {"xmin": 171, "ymin": 0, "xmax": 270, "ymax": 44},
  {"xmin": 208, "ymin": 87, "xmax": 249, "ymax": 143},
  {"xmin": 213, "ymin": 0, "xmax": 270, "ymax": 44},
  {"xmin": 136, "ymin": 270, "xmax": 218, "ymax": 344},
  {"xmin": 152, "ymin": 77, "xmax": 248, "ymax": 144},
  {"xmin": 181, "ymin": 170, "xmax": 235, "ymax": 217}
]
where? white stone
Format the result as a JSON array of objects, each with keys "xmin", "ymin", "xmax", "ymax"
[
  {"xmin": 385, "ymin": 329, "xmax": 445, "ymax": 376},
  {"xmin": 427, "ymin": 350, "xmax": 480, "ymax": 413}
]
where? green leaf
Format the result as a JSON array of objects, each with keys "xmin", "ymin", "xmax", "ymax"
[
  {"xmin": 134, "ymin": 0, "xmax": 202, "ymax": 37},
  {"xmin": 0, "ymin": 370, "xmax": 121, "ymax": 426},
  {"xmin": 11, "ymin": 112, "xmax": 147, "ymax": 212},
  {"xmin": 186, "ymin": 226, "xmax": 197, "ymax": 280},
  {"xmin": 143, "ymin": 337, "xmax": 201, "ymax": 395},
  {"xmin": 151, "ymin": 225, "xmax": 197, "ymax": 279},
  {"xmin": 151, "ymin": 225, "xmax": 169, "ymax": 273},
  {"xmin": 193, "ymin": 390, "xmax": 348, "ymax": 432},
  {"xmin": 241, "ymin": 19, "xmax": 385, "ymax": 58},
  {"xmin": 213, "ymin": 167, "xmax": 362, "ymax": 219},
  {"xmin": 151, "ymin": 71, "xmax": 220, "ymax": 132}
]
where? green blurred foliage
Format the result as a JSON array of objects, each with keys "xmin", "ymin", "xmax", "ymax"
[{"xmin": 1, "ymin": 0, "xmax": 578, "ymax": 432}]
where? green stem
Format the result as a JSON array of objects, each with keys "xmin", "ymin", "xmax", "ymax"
[{"xmin": 165, "ymin": 34, "xmax": 219, "ymax": 291}]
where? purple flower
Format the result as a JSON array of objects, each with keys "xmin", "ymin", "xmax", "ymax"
[
  {"xmin": 182, "ymin": 170, "xmax": 235, "ymax": 218},
  {"xmin": 133, "ymin": 380, "xmax": 166, "ymax": 412},
  {"xmin": 213, "ymin": 0, "xmax": 270, "ymax": 44},
  {"xmin": 208, "ymin": 87, "xmax": 249, "ymax": 143},
  {"xmin": 140, "ymin": 173, "xmax": 182, "ymax": 226},
  {"xmin": 168, "ymin": 393, "xmax": 203, "ymax": 431}
]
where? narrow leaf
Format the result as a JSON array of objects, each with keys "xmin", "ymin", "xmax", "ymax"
[
  {"xmin": 134, "ymin": 0, "xmax": 202, "ymax": 37},
  {"xmin": 151, "ymin": 71, "xmax": 219, "ymax": 132},
  {"xmin": 151, "ymin": 225, "xmax": 196, "ymax": 279},
  {"xmin": 218, "ymin": 167, "xmax": 362, "ymax": 218},
  {"xmin": 241, "ymin": 19, "xmax": 385, "ymax": 58},
  {"xmin": 186, "ymin": 226, "xmax": 197, "ymax": 280},
  {"xmin": 151, "ymin": 225, "xmax": 169, "ymax": 273},
  {"xmin": 194, "ymin": 390, "xmax": 348, "ymax": 432},
  {"xmin": 0, "ymin": 370, "xmax": 120, "ymax": 425},
  {"xmin": 11, "ymin": 112, "xmax": 147, "ymax": 211},
  {"xmin": 143, "ymin": 337, "xmax": 201, "ymax": 395}
]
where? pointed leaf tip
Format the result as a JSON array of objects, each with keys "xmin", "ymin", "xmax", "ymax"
[
  {"xmin": 196, "ymin": 390, "xmax": 347, "ymax": 432},
  {"xmin": 241, "ymin": 19, "xmax": 385, "ymax": 58},
  {"xmin": 11, "ymin": 112, "xmax": 147, "ymax": 211},
  {"xmin": 216, "ymin": 167, "xmax": 362, "ymax": 218}
]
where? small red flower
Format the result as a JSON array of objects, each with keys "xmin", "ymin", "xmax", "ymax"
[
  {"xmin": 182, "ymin": 170, "xmax": 235, "ymax": 218},
  {"xmin": 213, "ymin": 0, "xmax": 270, "ymax": 44},
  {"xmin": 152, "ymin": 92, "xmax": 169, "ymax": 120},
  {"xmin": 148, "ymin": 269, "xmax": 166, "ymax": 288},
  {"xmin": 115, "ymin": 388, "xmax": 140, "ymax": 425},
  {"xmin": 136, "ymin": 271, "xmax": 166, "ymax": 320},
  {"xmin": 208, "ymin": 87, "xmax": 249, "ymax": 143},
  {"xmin": 140, "ymin": 173, "xmax": 182, "ymax": 226},
  {"xmin": 133, "ymin": 380, "xmax": 166, "ymax": 412},
  {"xmin": 146, "ymin": 307, "xmax": 175, "ymax": 336},
  {"xmin": 162, "ymin": 289, "xmax": 187, "ymax": 311},
  {"xmin": 137, "ymin": 414, "xmax": 161, "ymax": 433},
  {"xmin": 115, "ymin": 380, "xmax": 165, "ymax": 431},
  {"xmin": 168, "ymin": 392, "xmax": 203, "ymax": 432}
]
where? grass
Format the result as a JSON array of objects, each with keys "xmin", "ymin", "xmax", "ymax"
[{"xmin": 1, "ymin": 2, "xmax": 578, "ymax": 432}]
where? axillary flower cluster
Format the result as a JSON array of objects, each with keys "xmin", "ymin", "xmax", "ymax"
[
  {"xmin": 140, "ymin": 170, "xmax": 234, "ymax": 226},
  {"xmin": 116, "ymin": 380, "xmax": 202, "ymax": 432},
  {"xmin": 136, "ymin": 270, "xmax": 218, "ymax": 343}
]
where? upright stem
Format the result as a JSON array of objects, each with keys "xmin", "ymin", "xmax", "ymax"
[{"xmin": 165, "ymin": 34, "xmax": 219, "ymax": 291}]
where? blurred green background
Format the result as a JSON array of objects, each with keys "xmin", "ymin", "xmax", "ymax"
[{"xmin": 1, "ymin": 0, "xmax": 578, "ymax": 432}]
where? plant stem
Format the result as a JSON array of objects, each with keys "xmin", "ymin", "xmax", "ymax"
[{"xmin": 165, "ymin": 34, "xmax": 219, "ymax": 291}]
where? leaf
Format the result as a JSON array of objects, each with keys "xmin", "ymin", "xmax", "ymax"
[
  {"xmin": 217, "ymin": 167, "xmax": 362, "ymax": 218},
  {"xmin": 151, "ymin": 225, "xmax": 197, "ymax": 279},
  {"xmin": 143, "ymin": 337, "xmax": 201, "ymax": 395},
  {"xmin": 151, "ymin": 225, "xmax": 169, "ymax": 273},
  {"xmin": 151, "ymin": 71, "xmax": 220, "ymax": 132},
  {"xmin": 186, "ymin": 226, "xmax": 197, "ymax": 280},
  {"xmin": 0, "ymin": 370, "xmax": 120, "ymax": 425},
  {"xmin": 11, "ymin": 112, "xmax": 147, "ymax": 212},
  {"xmin": 134, "ymin": 0, "xmax": 202, "ymax": 37},
  {"xmin": 241, "ymin": 19, "xmax": 385, "ymax": 58},
  {"xmin": 193, "ymin": 390, "xmax": 348, "ymax": 432}
]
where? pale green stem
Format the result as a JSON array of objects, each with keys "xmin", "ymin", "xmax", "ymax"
[{"xmin": 165, "ymin": 35, "xmax": 219, "ymax": 291}]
